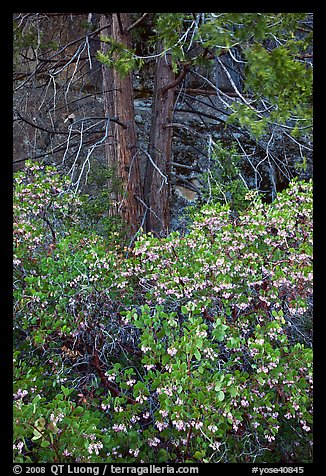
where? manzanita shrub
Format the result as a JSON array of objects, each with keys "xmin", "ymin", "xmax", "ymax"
[{"xmin": 13, "ymin": 163, "xmax": 313, "ymax": 463}]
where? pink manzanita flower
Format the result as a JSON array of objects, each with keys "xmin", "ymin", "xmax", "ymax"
[
  {"xmin": 144, "ymin": 364, "xmax": 156, "ymax": 371},
  {"xmin": 208, "ymin": 424, "xmax": 218, "ymax": 433},
  {"xmin": 129, "ymin": 448, "xmax": 140, "ymax": 457},
  {"xmin": 148, "ymin": 436, "xmax": 161, "ymax": 447},
  {"xmin": 112, "ymin": 423, "xmax": 127, "ymax": 432},
  {"xmin": 50, "ymin": 412, "xmax": 64, "ymax": 424},
  {"xmin": 203, "ymin": 347, "xmax": 217, "ymax": 360},
  {"xmin": 155, "ymin": 420, "xmax": 169, "ymax": 431},
  {"xmin": 194, "ymin": 421, "xmax": 203, "ymax": 430},
  {"xmin": 13, "ymin": 441, "xmax": 24, "ymax": 453},
  {"xmin": 257, "ymin": 366, "xmax": 269, "ymax": 374},
  {"xmin": 13, "ymin": 389, "xmax": 28, "ymax": 400},
  {"xmin": 232, "ymin": 420, "xmax": 241, "ymax": 432},
  {"xmin": 130, "ymin": 415, "xmax": 140, "ymax": 424},
  {"xmin": 167, "ymin": 347, "xmax": 177, "ymax": 356},
  {"xmin": 135, "ymin": 394, "xmax": 148, "ymax": 403},
  {"xmin": 105, "ymin": 372, "xmax": 116, "ymax": 381},
  {"xmin": 87, "ymin": 442, "xmax": 103, "ymax": 455},
  {"xmin": 209, "ymin": 441, "xmax": 221, "ymax": 451},
  {"xmin": 173, "ymin": 420, "xmax": 186, "ymax": 431},
  {"xmin": 156, "ymin": 387, "xmax": 173, "ymax": 396},
  {"xmin": 141, "ymin": 345, "xmax": 151, "ymax": 353},
  {"xmin": 300, "ymin": 420, "xmax": 311, "ymax": 432},
  {"xmin": 62, "ymin": 449, "xmax": 72, "ymax": 456}
]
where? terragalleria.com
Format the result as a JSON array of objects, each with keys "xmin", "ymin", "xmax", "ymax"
[{"xmin": 50, "ymin": 465, "xmax": 199, "ymax": 475}]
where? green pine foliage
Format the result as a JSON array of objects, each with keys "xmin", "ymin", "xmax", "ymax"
[
  {"xmin": 243, "ymin": 43, "xmax": 312, "ymax": 127},
  {"xmin": 14, "ymin": 163, "xmax": 312, "ymax": 463},
  {"xmin": 97, "ymin": 35, "xmax": 143, "ymax": 78},
  {"xmin": 196, "ymin": 13, "xmax": 313, "ymax": 138},
  {"xmin": 199, "ymin": 140, "xmax": 250, "ymax": 212},
  {"xmin": 97, "ymin": 13, "xmax": 312, "ymax": 139}
]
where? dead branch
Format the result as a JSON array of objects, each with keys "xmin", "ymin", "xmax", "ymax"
[
  {"xmin": 175, "ymin": 176, "xmax": 201, "ymax": 193},
  {"xmin": 161, "ymin": 66, "xmax": 189, "ymax": 96},
  {"xmin": 125, "ymin": 13, "xmax": 150, "ymax": 33},
  {"xmin": 91, "ymin": 348, "xmax": 136, "ymax": 404},
  {"xmin": 169, "ymin": 161, "xmax": 201, "ymax": 173},
  {"xmin": 15, "ymin": 110, "xmax": 70, "ymax": 136}
]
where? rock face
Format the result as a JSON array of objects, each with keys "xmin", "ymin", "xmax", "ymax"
[{"xmin": 13, "ymin": 13, "xmax": 312, "ymax": 233}]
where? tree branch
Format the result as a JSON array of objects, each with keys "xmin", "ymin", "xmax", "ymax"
[
  {"xmin": 15, "ymin": 111, "xmax": 127, "ymax": 137},
  {"xmin": 15, "ymin": 110, "xmax": 69, "ymax": 135},
  {"xmin": 91, "ymin": 348, "xmax": 136, "ymax": 404},
  {"xmin": 161, "ymin": 66, "xmax": 189, "ymax": 96},
  {"xmin": 169, "ymin": 161, "xmax": 201, "ymax": 173},
  {"xmin": 174, "ymin": 176, "xmax": 201, "ymax": 194},
  {"xmin": 116, "ymin": 13, "xmax": 124, "ymax": 35},
  {"xmin": 175, "ymin": 87, "xmax": 253, "ymax": 98},
  {"xmin": 125, "ymin": 13, "xmax": 150, "ymax": 33}
]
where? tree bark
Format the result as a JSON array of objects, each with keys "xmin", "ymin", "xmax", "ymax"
[
  {"xmin": 145, "ymin": 44, "xmax": 175, "ymax": 234},
  {"xmin": 102, "ymin": 13, "xmax": 144, "ymax": 236},
  {"xmin": 100, "ymin": 14, "xmax": 118, "ymax": 214}
]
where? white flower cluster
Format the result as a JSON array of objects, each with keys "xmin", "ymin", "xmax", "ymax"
[
  {"xmin": 13, "ymin": 441, "xmax": 24, "ymax": 453},
  {"xmin": 203, "ymin": 347, "xmax": 218, "ymax": 360},
  {"xmin": 112, "ymin": 423, "xmax": 127, "ymax": 432},
  {"xmin": 167, "ymin": 347, "xmax": 177, "ymax": 356},
  {"xmin": 13, "ymin": 389, "xmax": 28, "ymax": 400},
  {"xmin": 147, "ymin": 436, "xmax": 161, "ymax": 447},
  {"xmin": 87, "ymin": 441, "xmax": 103, "ymax": 455},
  {"xmin": 129, "ymin": 448, "xmax": 140, "ymax": 457},
  {"xmin": 155, "ymin": 420, "xmax": 169, "ymax": 431},
  {"xmin": 50, "ymin": 412, "xmax": 64, "ymax": 425}
]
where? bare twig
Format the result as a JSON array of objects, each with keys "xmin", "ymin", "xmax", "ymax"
[
  {"xmin": 125, "ymin": 13, "xmax": 150, "ymax": 33},
  {"xmin": 137, "ymin": 146, "xmax": 168, "ymax": 185}
]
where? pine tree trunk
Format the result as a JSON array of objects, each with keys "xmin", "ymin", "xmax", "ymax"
[
  {"xmin": 102, "ymin": 13, "xmax": 144, "ymax": 236},
  {"xmin": 145, "ymin": 45, "xmax": 175, "ymax": 234},
  {"xmin": 100, "ymin": 14, "xmax": 118, "ymax": 214}
]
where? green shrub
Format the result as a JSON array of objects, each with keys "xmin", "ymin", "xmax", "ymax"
[
  {"xmin": 78, "ymin": 164, "xmax": 127, "ymax": 244},
  {"xmin": 199, "ymin": 140, "xmax": 250, "ymax": 213},
  {"xmin": 13, "ymin": 163, "xmax": 312, "ymax": 463}
]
